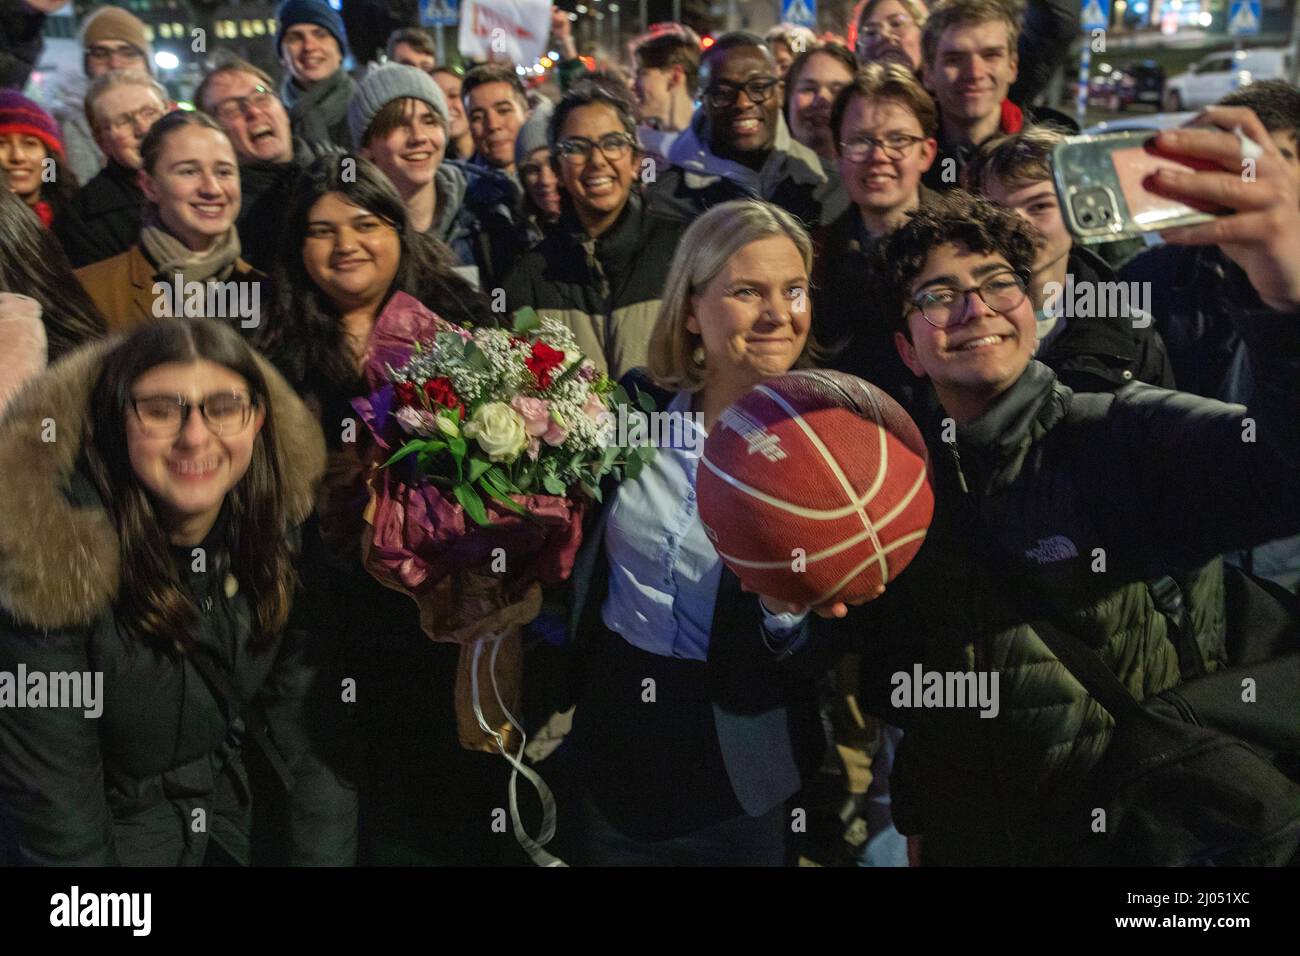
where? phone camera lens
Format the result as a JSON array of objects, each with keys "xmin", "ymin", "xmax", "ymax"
[{"xmin": 1080, "ymin": 211, "xmax": 1096, "ymax": 226}]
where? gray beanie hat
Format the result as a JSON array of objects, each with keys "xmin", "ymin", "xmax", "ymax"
[
  {"xmin": 348, "ymin": 63, "xmax": 448, "ymax": 149},
  {"xmin": 515, "ymin": 99, "xmax": 554, "ymax": 167}
]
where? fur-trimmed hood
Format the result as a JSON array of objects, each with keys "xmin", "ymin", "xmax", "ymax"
[{"xmin": 0, "ymin": 338, "xmax": 326, "ymax": 631}]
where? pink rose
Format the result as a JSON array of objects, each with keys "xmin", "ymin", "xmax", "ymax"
[
  {"xmin": 582, "ymin": 391, "xmax": 607, "ymax": 422},
  {"xmin": 511, "ymin": 396, "xmax": 552, "ymax": 437},
  {"xmin": 542, "ymin": 419, "xmax": 567, "ymax": 447}
]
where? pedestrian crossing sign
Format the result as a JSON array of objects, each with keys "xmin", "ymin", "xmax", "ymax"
[
  {"xmin": 1081, "ymin": 0, "xmax": 1109, "ymax": 31},
  {"xmin": 420, "ymin": 0, "xmax": 459, "ymax": 27},
  {"xmin": 781, "ymin": 0, "xmax": 816, "ymax": 29},
  {"xmin": 1228, "ymin": 1, "xmax": 1261, "ymax": 36}
]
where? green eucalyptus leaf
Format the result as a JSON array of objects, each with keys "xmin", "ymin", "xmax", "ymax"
[
  {"xmin": 479, "ymin": 477, "xmax": 527, "ymax": 515},
  {"xmin": 542, "ymin": 474, "xmax": 566, "ymax": 496},
  {"xmin": 382, "ymin": 439, "xmax": 427, "ymax": 469},
  {"xmin": 467, "ymin": 458, "xmax": 492, "ymax": 483}
]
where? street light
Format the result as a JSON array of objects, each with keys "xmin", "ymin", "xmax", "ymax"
[{"xmin": 154, "ymin": 50, "xmax": 180, "ymax": 71}]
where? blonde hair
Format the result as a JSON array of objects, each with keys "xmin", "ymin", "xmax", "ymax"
[
  {"xmin": 84, "ymin": 69, "xmax": 168, "ymax": 129},
  {"xmin": 647, "ymin": 199, "xmax": 816, "ymax": 392},
  {"xmin": 850, "ymin": 0, "xmax": 929, "ymax": 51}
]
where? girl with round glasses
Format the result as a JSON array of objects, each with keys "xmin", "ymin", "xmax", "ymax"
[{"xmin": 0, "ymin": 318, "xmax": 357, "ymax": 865}]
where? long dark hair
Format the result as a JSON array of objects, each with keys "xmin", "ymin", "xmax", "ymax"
[
  {"xmin": 257, "ymin": 152, "xmax": 491, "ymax": 395},
  {"xmin": 82, "ymin": 318, "xmax": 295, "ymax": 650},
  {"xmin": 0, "ymin": 188, "xmax": 106, "ymax": 360}
]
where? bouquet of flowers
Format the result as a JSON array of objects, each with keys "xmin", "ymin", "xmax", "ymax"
[
  {"xmin": 352, "ymin": 295, "xmax": 652, "ymax": 726},
  {"xmin": 352, "ymin": 294, "xmax": 654, "ymax": 865}
]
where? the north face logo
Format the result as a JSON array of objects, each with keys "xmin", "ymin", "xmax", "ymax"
[{"xmin": 1025, "ymin": 535, "xmax": 1079, "ymax": 564}]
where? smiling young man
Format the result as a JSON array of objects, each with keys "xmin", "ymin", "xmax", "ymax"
[
  {"xmin": 918, "ymin": 0, "xmax": 1075, "ymax": 193},
  {"xmin": 197, "ymin": 57, "xmax": 340, "ymax": 272},
  {"xmin": 274, "ymin": 0, "xmax": 356, "ymax": 149},
  {"xmin": 827, "ymin": 129, "xmax": 1300, "ymax": 864},
  {"xmin": 812, "ymin": 62, "xmax": 939, "ymax": 394},
  {"xmin": 502, "ymin": 80, "xmax": 685, "ymax": 379},
  {"xmin": 965, "ymin": 125, "xmax": 1173, "ymax": 394},
  {"xmin": 54, "ymin": 71, "xmax": 167, "ymax": 267},
  {"xmin": 646, "ymin": 32, "xmax": 847, "ymax": 228},
  {"xmin": 461, "ymin": 63, "xmax": 531, "ymax": 186},
  {"xmin": 349, "ymin": 63, "xmax": 521, "ymax": 291}
]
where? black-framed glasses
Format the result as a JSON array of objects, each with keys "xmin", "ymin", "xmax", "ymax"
[
  {"xmin": 130, "ymin": 391, "xmax": 258, "ymax": 438},
  {"xmin": 553, "ymin": 132, "xmax": 636, "ymax": 166},
  {"xmin": 101, "ymin": 104, "xmax": 164, "ymax": 134},
  {"xmin": 704, "ymin": 77, "xmax": 781, "ymax": 109},
  {"xmin": 210, "ymin": 85, "xmax": 276, "ymax": 122},
  {"xmin": 839, "ymin": 133, "xmax": 927, "ymax": 162},
  {"xmin": 87, "ymin": 44, "xmax": 145, "ymax": 65},
  {"xmin": 910, "ymin": 270, "xmax": 1028, "ymax": 329}
]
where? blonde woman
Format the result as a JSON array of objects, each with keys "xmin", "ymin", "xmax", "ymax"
[{"xmin": 562, "ymin": 199, "xmax": 853, "ymax": 865}]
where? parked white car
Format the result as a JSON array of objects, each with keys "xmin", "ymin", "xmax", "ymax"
[{"xmin": 1163, "ymin": 47, "xmax": 1294, "ymax": 112}]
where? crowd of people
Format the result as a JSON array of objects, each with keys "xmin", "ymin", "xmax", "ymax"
[{"xmin": 0, "ymin": 0, "xmax": 1298, "ymax": 867}]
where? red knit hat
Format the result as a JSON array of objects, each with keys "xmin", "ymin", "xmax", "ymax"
[{"xmin": 0, "ymin": 91, "xmax": 64, "ymax": 159}]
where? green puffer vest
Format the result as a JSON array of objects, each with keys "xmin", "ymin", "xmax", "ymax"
[{"xmin": 854, "ymin": 362, "xmax": 1229, "ymax": 865}]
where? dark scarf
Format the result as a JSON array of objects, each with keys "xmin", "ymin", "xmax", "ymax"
[{"xmin": 280, "ymin": 69, "xmax": 355, "ymax": 145}]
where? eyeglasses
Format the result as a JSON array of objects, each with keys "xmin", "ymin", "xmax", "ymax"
[
  {"xmin": 910, "ymin": 271, "xmax": 1028, "ymax": 329},
  {"xmin": 101, "ymin": 105, "xmax": 164, "ymax": 134},
  {"xmin": 210, "ymin": 85, "xmax": 276, "ymax": 122},
  {"xmin": 704, "ymin": 77, "xmax": 781, "ymax": 109},
  {"xmin": 553, "ymin": 132, "xmax": 636, "ymax": 166},
  {"xmin": 131, "ymin": 391, "xmax": 258, "ymax": 438},
  {"xmin": 860, "ymin": 14, "xmax": 916, "ymax": 42},
  {"xmin": 87, "ymin": 44, "xmax": 145, "ymax": 65},
  {"xmin": 839, "ymin": 133, "xmax": 928, "ymax": 162}
]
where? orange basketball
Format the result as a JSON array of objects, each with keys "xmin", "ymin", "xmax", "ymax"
[{"xmin": 696, "ymin": 369, "xmax": 933, "ymax": 606}]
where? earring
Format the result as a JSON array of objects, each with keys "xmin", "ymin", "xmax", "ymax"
[{"xmin": 691, "ymin": 344, "xmax": 707, "ymax": 367}]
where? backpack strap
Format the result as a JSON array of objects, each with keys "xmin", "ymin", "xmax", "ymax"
[{"xmin": 186, "ymin": 646, "xmax": 295, "ymax": 795}]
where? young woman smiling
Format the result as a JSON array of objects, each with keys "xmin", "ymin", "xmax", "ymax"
[
  {"xmin": 0, "ymin": 90, "xmax": 78, "ymax": 229},
  {"xmin": 74, "ymin": 111, "xmax": 265, "ymax": 334},
  {"xmin": 0, "ymin": 318, "xmax": 356, "ymax": 865},
  {"xmin": 259, "ymin": 155, "xmax": 523, "ymax": 864}
]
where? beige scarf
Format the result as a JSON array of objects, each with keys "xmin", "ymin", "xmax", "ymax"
[{"xmin": 140, "ymin": 214, "xmax": 243, "ymax": 286}]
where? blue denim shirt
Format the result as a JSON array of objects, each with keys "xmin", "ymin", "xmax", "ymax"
[{"xmin": 601, "ymin": 390, "xmax": 806, "ymax": 661}]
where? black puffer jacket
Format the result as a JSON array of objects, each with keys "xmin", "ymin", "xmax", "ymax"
[
  {"xmin": 839, "ymin": 281, "xmax": 1300, "ymax": 864},
  {"xmin": 0, "ymin": 341, "xmax": 357, "ymax": 865}
]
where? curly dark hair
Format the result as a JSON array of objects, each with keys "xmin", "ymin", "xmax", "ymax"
[{"xmin": 873, "ymin": 190, "xmax": 1037, "ymax": 337}]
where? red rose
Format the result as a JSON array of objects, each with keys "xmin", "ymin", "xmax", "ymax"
[
  {"xmin": 394, "ymin": 380, "xmax": 418, "ymax": 407},
  {"xmin": 423, "ymin": 376, "xmax": 464, "ymax": 419},
  {"xmin": 525, "ymin": 341, "xmax": 567, "ymax": 389}
]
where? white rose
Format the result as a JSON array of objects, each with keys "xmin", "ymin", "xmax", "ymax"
[{"xmin": 464, "ymin": 402, "xmax": 528, "ymax": 462}]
